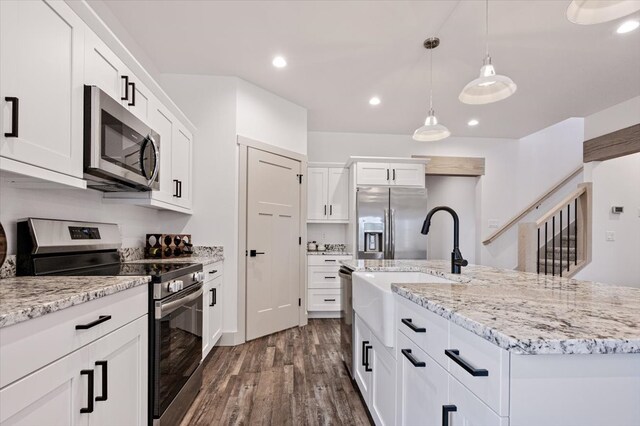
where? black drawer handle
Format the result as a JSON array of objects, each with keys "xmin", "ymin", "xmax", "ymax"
[
  {"xmin": 386, "ymin": 169, "xmax": 390, "ymax": 180},
  {"xmin": 401, "ymin": 318, "xmax": 426, "ymax": 333},
  {"xmin": 445, "ymin": 349, "xmax": 489, "ymax": 377},
  {"xmin": 76, "ymin": 315, "xmax": 111, "ymax": 330},
  {"xmin": 95, "ymin": 361, "xmax": 108, "ymax": 402},
  {"xmin": 324, "ymin": 259, "xmax": 336, "ymax": 262},
  {"xmin": 128, "ymin": 81, "xmax": 136, "ymax": 106},
  {"xmin": 80, "ymin": 369, "xmax": 94, "ymax": 413},
  {"xmin": 323, "ymin": 298, "xmax": 336, "ymax": 302},
  {"xmin": 209, "ymin": 270, "xmax": 218, "ymax": 274},
  {"xmin": 4, "ymin": 97, "xmax": 19, "ymax": 137},
  {"xmin": 401, "ymin": 349, "xmax": 425, "ymax": 367},
  {"xmin": 324, "ymin": 276, "xmax": 336, "ymax": 279},
  {"xmin": 442, "ymin": 405, "xmax": 457, "ymax": 426}
]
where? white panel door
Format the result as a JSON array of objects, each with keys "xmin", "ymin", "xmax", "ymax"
[
  {"xmin": 246, "ymin": 148, "xmax": 301, "ymax": 340},
  {"xmin": 307, "ymin": 167, "xmax": 328, "ymax": 220},
  {"xmin": 84, "ymin": 30, "xmax": 127, "ymax": 103},
  {"xmin": 0, "ymin": 0, "xmax": 84, "ymax": 178},
  {"xmin": 356, "ymin": 162, "xmax": 390, "ymax": 186},
  {"xmin": 370, "ymin": 335, "xmax": 396, "ymax": 426},
  {"xmin": 396, "ymin": 332, "xmax": 449, "ymax": 426},
  {"xmin": 354, "ymin": 314, "xmax": 372, "ymax": 403},
  {"xmin": 171, "ymin": 125, "xmax": 192, "ymax": 208},
  {"xmin": 327, "ymin": 167, "xmax": 349, "ymax": 220},
  {"xmin": 0, "ymin": 344, "xmax": 88, "ymax": 426},
  {"xmin": 88, "ymin": 316, "xmax": 147, "ymax": 426},
  {"xmin": 390, "ymin": 163, "xmax": 425, "ymax": 187},
  {"xmin": 448, "ymin": 375, "xmax": 507, "ymax": 426}
]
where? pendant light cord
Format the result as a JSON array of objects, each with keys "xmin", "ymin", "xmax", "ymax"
[
  {"xmin": 429, "ymin": 45, "xmax": 433, "ymax": 111},
  {"xmin": 485, "ymin": 0, "xmax": 490, "ymax": 59}
]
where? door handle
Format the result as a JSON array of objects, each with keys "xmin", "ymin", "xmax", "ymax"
[
  {"xmin": 209, "ymin": 287, "xmax": 217, "ymax": 307},
  {"xmin": 361, "ymin": 340, "xmax": 368, "ymax": 367},
  {"xmin": 445, "ymin": 349, "xmax": 489, "ymax": 377},
  {"xmin": 95, "ymin": 361, "xmax": 108, "ymax": 402},
  {"xmin": 80, "ymin": 369, "xmax": 94, "ymax": 413},
  {"xmin": 121, "ymin": 75, "xmax": 129, "ymax": 101},
  {"xmin": 128, "ymin": 81, "xmax": 136, "ymax": 106},
  {"xmin": 401, "ymin": 349, "xmax": 426, "ymax": 367},
  {"xmin": 4, "ymin": 97, "xmax": 19, "ymax": 137},
  {"xmin": 249, "ymin": 250, "xmax": 265, "ymax": 257},
  {"xmin": 393, "ymin": 169, "xmax": 396, "ymax": 181},
  {"xmin": 442, "ymin": 405, "xmax": 457, "ymax": 426},
  {"xmin": 401, "ymin": 318, "xmax": 426, "ymax": 333}
]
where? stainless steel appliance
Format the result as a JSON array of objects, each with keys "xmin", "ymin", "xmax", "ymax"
[
  {"xmin": 339, "ymin": 266, "xmax": 354, "ymax": 378},
  {"xmin": 16, "ymin": 218, "xmax": 204, "ymax": 426},
  {"xmin": 84, "ymin": 85, "xmax": 160, "ymax": 192},
  {"xmin": 357, "ymin": 187, "xmax": 428, "ymax": 259}
]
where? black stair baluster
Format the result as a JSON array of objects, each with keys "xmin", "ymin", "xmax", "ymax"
[
  {"xmin": 544, "ymin": 222, "xmax": 548, "ymax": 275},
  {"xmin": 552, "ymin": 216, "xmax": 556, "ymax": 276},
  {"xmin": 567, "ymin": 204, "xmax": 571, "ymax": 273},
  {"xmin": 537, "ymin": 227, "xmax": 540, "ymax": 274},
  {"xmin": 574, "ymin": 198, "xmax": 578, "ymax": 265},
  {"xmin": 559, "ymin": 211, "xmax": 563, "ymax": 277}
]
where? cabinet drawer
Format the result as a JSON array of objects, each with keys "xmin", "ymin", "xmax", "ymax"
[
  {"xmin": 307, "ymin": 255, "xmax": 351, "ymax": 266},
  {"xmin": 204, "ymin": 262, "xmax": 223, "ymax": 283},
  {"xmin": 448, "ymin": 373, "xmax": 508, "ymax": 426},
  {"xmin": 308, "ymin": 267, "xmax": 341, "ymax": 289},
  {"xmin": 308, "ymin": 289, "xmax": 341, "ymax": 311},
  {"xmin": 447, "ymin": 321, "xmax": 510, "ymax": 416},
  {"xmin": 0, "ymin": 284, "xmax": 148, "ymax": 388},
  {"xmin": 395, "ymin": 295, "xmax": 450, "ymax": 369}
]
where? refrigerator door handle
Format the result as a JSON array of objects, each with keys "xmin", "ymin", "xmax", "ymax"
[
  {"xmin": 383, "ymin": 208, "xmax": 390, "ymax": 258},
  {"xmin": 390, "ymin": 208, "xmax": 396, "ymax": 259}
]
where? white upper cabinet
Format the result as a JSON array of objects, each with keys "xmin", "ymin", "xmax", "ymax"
[
  {"xmin": 171, "ymin": 125, "xmax": 193, "ymax": 209},
  {"xmin": 307, "ymin": 167, "xmax": 348, "ymax": 222},
  {"xmin": 0, "ymin": 0, "xmax": 85, "ymax": 180},
  {"xmin": 355, "ymin": 161, "xmax": 425, "ymax": 188},
  {"xmin": 84, "ymin": 30, "xmax": 127, "ymax": 105}
]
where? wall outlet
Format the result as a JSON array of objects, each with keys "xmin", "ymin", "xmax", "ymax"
[
  {"xmin": 606, "ymin": 231, "xmax": 615, "ymax": 242},
  {"xmin": 488, "ymin": 219, "xmax": 499, "ymax": 229}
]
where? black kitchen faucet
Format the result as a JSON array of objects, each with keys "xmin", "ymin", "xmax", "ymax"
[{"xmin": 421, "ymin": 206, "xmax": 468, "ymax": 274}]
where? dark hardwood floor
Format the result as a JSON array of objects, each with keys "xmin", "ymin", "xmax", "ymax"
[{"xmin": 180, "ymin": 319, "xmax": 372, "ymax": 426}]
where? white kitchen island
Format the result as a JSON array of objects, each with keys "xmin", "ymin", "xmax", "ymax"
[{"xmin": 343, "ymin": 259, "xmax": 640, "ymax": 426}]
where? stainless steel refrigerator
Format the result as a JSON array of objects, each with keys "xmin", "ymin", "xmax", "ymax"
[{"xmin": 356, "ymin": 187, "xmax": 428, "ymax": 259}]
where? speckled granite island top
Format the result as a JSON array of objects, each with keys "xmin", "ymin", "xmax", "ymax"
[
  {"xmin": 341, "ymin": 259, "xmax": 640, "ymax": 355},
  {"xmin": 0, "ymin": 276, "xmax": 151, "ymax": 329}
]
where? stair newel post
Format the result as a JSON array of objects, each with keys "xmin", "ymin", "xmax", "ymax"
[{"xmin": 517, "ymin": 222, "xmax": 538, "ymax": 273}]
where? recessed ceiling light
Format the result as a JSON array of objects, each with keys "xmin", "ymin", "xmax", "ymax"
[
  {"xmin": 617, "ymin": 20, "xmax": 640, "ymax": 34},
  {"xmin": 467, "ymin": 119, "xmax": 479, "ymax": 126},
  {"xmin": 369, "ymin": 96, "xmax": 381, "ymax": 106},
  {"xmin": 272, "ymin": 56, "xmax": 287, "ymax": 68}
]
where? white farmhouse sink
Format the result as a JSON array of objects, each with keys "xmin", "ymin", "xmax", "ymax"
[{"xmin": 353, "ymin": 272, "xmax": 455, "ymax": 348}]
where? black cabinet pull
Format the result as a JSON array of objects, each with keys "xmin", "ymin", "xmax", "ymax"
[
  {"xmin": 401, "ymin": 318, "xmax": 426, "ymax": 333},
  {"xmin": 121, "ymin": 75, "xmax": 130, "ymax": 101},
  {"xmin": 329, "ymin": 205, "xmax": 333, "ymax": 216},
  {"xmin": 324, "ymin": 259, "xmax": 336, "ymax": 262},
  {"xmin": 386, "ymin": 169, "xmax": 390, "ymax": 181},
  {"xmin": 323, "ymin": 298, "xmax": 336, "ymax": 302},
  {"xmin": 209, "ymin": 288, "xmax": 215, "ymax": 307},
  {"xmin": 4, "ymin": 97, "xmax": 19, "ymax": 137},
  {"xmin": 177, "ymin": 180, "xmax": 182, "ymax": 198},
  {"xmin": 324, "ymin": 205, "xmax": 327, "ymax": 215},
  {"xmin": 442, "ymin": 405, "xmax": 457, "ymax": 426},
  {"xmin": 324, "ymin": 276, "xmax": 336, "ymax": 279},
  {"xmin": 365, "ymin": 344, "xmax": 372, "ymax": 372},
  {"xmin": 401, "ymin": 348, "xmax": 426, "ymax": 367},
  {"xmin": 95, "ymin": 361, "xmax": 108, "ymax": 402},
  {"xmin": 213, "ymin": 287, "xmax": 217, "ymax": 305},
  {"xmin": 80, "ymin": 370, "xmax": 94, "ymax": 413},
  {"xmin": 445, "ymin": 349, "xmax": 488, "ymax": 377},
  {"xmin": 209, "ymin": 270, "xmax": 218, "ymax": 274},
  {"xmin": 393, "ymin": 169, "xmax": 396, "ymax": 181},
  {"xmin": 173, "ymin": 179, "xmax": 179, "ymax": 197},
  {"xmin": 361, "ymin": 340, "xmax": 368, "ymax": 367},
  {"xmin": 128, "ymin": 81, "xmax": 136, "ymax": 106},
  {"xmin": 75, "ymin": 315, "xmax": 111, "ymax": 330}
]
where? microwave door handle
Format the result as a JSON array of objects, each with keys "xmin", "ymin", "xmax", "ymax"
[{"xmin": 147, "ymin": 135, "xmax": 159, "ymax": 187}]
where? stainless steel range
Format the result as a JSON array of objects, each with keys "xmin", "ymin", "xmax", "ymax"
[{"xmin": 16, "ymin": 218, "xmax": 204, "ymax": 426}]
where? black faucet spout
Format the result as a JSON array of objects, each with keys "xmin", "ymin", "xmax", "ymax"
[{"xmin": 421, "ymin": 206, "xmax": 467, "ymax": 274}]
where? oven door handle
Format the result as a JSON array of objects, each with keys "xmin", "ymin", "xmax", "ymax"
[{"xmin": 156, "ymin": 283, "xmax": 203, "ymax": 319}]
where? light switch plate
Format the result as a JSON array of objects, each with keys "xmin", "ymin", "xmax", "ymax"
[{"xmin": 606, "ymin": 231, "xmax": 615, "ymax": 242}]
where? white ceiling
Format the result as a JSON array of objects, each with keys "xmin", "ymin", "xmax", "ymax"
[{"xmin": 99, "ymin": 0, "xmax": 640, "ymax": 139}]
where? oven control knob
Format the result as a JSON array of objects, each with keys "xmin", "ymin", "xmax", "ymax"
[
  {"xmin": 192, "ymin": 272, "xmax": 204, "ymax": 282},
  {"xmin": 176, "ymin": 280, "xmax": 184, "ymax": 291},
  {"xmin": 167, "ymin": 280, "xmax": 184, "ymax": 293}
]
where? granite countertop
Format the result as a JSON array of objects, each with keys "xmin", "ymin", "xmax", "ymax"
[
  {"xmin": 126, "ymin": 256, "xmax": 222, "ymax": 266},
  {"xmin": 341, "ymin": 259, "xmax": 640, "ymax": 355},
  {"xmin": 307, "ymin": 250, "xmax": 352, "ymax": 256},
  {"xmin": 0, "ymin": 275, "xmax": 151, "ymax": 329}
]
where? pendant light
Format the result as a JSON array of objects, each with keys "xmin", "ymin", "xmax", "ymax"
[
  {"xmin": 413, "ymin": 37, "xmax": 450, "ymax": 142},
  {"xmin": 567, "ymin": 1, "xmax": 640, "ymax": 25},
  {"xmin": 459, "ymin": 0, "xmax": 517, "ymax": 105}
]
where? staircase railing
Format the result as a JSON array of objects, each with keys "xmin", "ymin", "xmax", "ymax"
[{"xmin": 517, "ymin": 183, "xmax": 592, "ymax": 277}]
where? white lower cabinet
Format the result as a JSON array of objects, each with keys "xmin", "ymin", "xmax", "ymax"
[
  {"xmin": 202, "ymin": 263, "xmax": 224, "ymax": 360},
  {"xmin": 0, "ymin": 315, "xmax": 147, "ymax": 426},
  {"xmin": 447, "ymin": 375, "xmax": 507, "ymax": 426},
  {"xmin": 354, "ymin": 313, "xmax": 372, "ymax": 398},
  {"xmin": 307, "ymin": 255, "xmax": 351, "ymax": 314}
]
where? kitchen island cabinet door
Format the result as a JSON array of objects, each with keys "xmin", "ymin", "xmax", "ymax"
[
  {"xmin": 448, "ymin": 375, "xmax": 507, "ymax": 426},
  {"xmin": 369, "ymin": 335, "xmax": 396, "ymax": 426},
  {"xmin": 0, "ymin": 0, "xmax": 85, "ymax": 179}
]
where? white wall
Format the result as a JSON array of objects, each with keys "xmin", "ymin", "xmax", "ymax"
[
  {"xmin": 159, "ymin": 73, "xmax": 307, "ymax": 341},
  {"xmin": 307, "ymin": 223, "xmax": 348, "ymax": 245},
  {"xmin": 576, "ymin": 96, "xmax": 640, "ymax": 287}
]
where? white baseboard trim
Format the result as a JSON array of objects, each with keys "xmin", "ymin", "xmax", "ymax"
[{"xmin": 308, "ymin": 311, "xmax": 341, "ymax": 319}]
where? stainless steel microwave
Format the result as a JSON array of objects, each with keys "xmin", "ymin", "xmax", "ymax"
[{"xmin": 83, "ymin": 85, "xmax": 160, "ymax": 192}]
